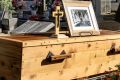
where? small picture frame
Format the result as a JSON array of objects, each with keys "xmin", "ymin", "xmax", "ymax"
[{"xmin": 63, "ymin": 1, "xmax": 100, "ymax": 36}]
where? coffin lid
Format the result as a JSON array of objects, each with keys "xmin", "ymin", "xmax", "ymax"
[{"xmin": 0, "ymin": 30, "xmax": 120, "ymax": 47}]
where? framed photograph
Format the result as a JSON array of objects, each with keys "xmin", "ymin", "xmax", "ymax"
[{"xmin": 63, "ymin": 1, "xmax": 100, "ymax": 36}]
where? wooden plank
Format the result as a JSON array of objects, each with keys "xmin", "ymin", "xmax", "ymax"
[
  {"xmin": 0, "ymin": 31, "xmax": 118, "ymax": 47},
  {"xmin": 0, "ymin": 55, "xmax": 21, "ymax": 69},
  {"xmin": 21, "ymin": 49, "xmax": 120, "ymax": 77},
  {"xmin": 0, "ymin": 46, "xmax": 21, "ymax": 58},
  {"xmin": 1, "ymin": 35, "xmax": 49, "ymax": 41},
  {"xmin": 0, "ymin": 30, "xmax": 120, "ymax": 47},
  {"xmin": 0, "ymin": 38, "xmax": 22, "ymax": 48},
  {"xmin": 22, "ymin": 33, "xmax": 120, "ymax": 47},
  {"xmin": 0, "ymin": 55, "xmax": 21, "ymax": 80},
  {"xmin": 22, "ymin": 39, "xmax": 120, "ymax": 60},
  {"xmin": 0, "ymin": 74, "xmax": 17, "ymax": 80},
  {"xmin": 0, "ymin": 68, "xmax": 19, "ymax": 77},
  {"xmin": 0, "ymin": 37, "xmax": 22, "ymax": 58},
  {"xmin": 0, "ymin": 46, "xmax": 21, "ymax": 55},
  {"xmin": 21, "ymin": 56, "xmax": 120, "ymax": 80},
  {"xmin": 0, "ymin": 68, "xmax": 20, "ymax": 80}
]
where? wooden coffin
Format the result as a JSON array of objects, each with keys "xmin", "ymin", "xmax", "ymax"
[{"xmin": 0, "ymin": 30, "xmax": 120, "ymax": 80}]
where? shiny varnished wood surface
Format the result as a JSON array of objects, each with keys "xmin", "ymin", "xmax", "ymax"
[{"xmin": 0, "ymin": 30, "xmax": 120, "ymax": 41}]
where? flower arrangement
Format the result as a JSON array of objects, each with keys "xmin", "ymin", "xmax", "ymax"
[{"xmin": 0, "ymin": 0, "xmax": 15, "ymax": 18}]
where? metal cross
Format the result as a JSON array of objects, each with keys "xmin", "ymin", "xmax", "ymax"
[{"xmin": 52, "ymin": 6, "xmax": 64, "ymax": 35}]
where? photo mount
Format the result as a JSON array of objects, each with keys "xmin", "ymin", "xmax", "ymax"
[{"xmin": 63, "ymin": 1, "xmax": 100, "ymax": 36}]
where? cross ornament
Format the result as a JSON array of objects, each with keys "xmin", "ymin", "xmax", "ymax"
[{"xmin": 52, "ymin": 6, "xmax": 64, "ymax": 36}]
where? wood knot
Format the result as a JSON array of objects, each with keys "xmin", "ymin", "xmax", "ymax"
[
  {"xmin": 94, "ymin": 54, "xmax": 96, "ymax": 58},
  {"xmin": 88, "ymin": 44, "xmax": 91, "ymax": 48},
  {"xmin": 30, "ymin": 74, "xmax": 36, "ymax": 79},
  {"xmin": 24, "ymin": 43, "xmax": 27, "ymax": 46},
  {"xmin": 61, "ymin": 44, "xmax": 65, "ymax": 47},
  {"xmin": 1, "ymin": 61, "xmax": 5, "ymax": 66}
]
